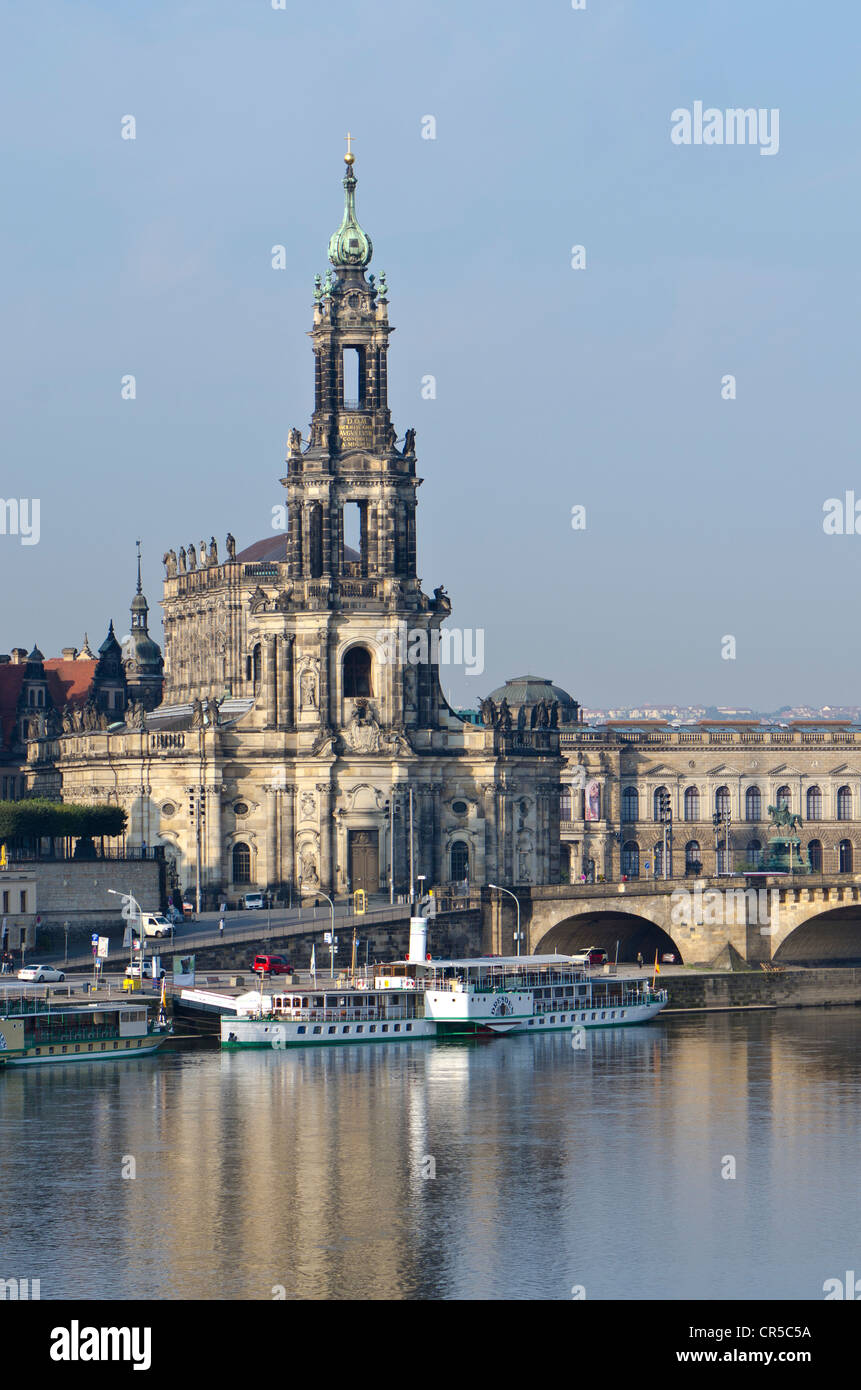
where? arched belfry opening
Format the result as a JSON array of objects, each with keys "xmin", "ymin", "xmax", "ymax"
[{"xmin": 343, "ymin": 646, "xmax": 372, "ymax": 698}]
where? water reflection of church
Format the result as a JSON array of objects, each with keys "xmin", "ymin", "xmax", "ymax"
[{"xmin": 28, "ymin": 152, "xmax": 563, "ymax": 903}]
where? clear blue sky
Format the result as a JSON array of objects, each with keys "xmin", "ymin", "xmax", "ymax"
[{"xmin": 1, "ymin": 0, "xmax": 858, "ymax": 710}]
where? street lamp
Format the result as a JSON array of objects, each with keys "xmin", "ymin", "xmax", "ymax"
[
  {"xmin": 108, "ymin": 887, "xmax": 143, "ymax": 981},
  {"xmin": 318, "ymin": 890, "xmax": 336, "ymax": 978},
  {"xmin": 488, "ymin": 884, "xmax": 523, "ymax": 957}
]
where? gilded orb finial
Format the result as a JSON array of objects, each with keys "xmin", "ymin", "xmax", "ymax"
[{"xmin": 344, "ymin": 131, "xmax": 355, "ymax": 165}]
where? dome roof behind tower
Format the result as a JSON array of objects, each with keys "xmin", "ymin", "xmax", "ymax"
[{"xmin": 486, "ymin": 675, "xmax": 580, "ymax": 724}]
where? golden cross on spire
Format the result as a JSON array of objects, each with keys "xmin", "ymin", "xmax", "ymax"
[{"xmin": 344, "ymin": 130, "xmax": 355, "ymax": 165}]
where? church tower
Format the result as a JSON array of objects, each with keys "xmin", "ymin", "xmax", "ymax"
[
  {"xmin": 122, "ymin": 543, "xmax": 165, "ymax": 710},
  {"xmin": 278, "ymin": 144, "xmax": 451, "ymax": 739}
]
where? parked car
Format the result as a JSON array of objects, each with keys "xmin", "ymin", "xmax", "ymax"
[
  {"xmin": 125, "ymin": 962, "xmax": 166, "ymax": 980},
  {"xmin": 17, "ymin": 965, "xmax": 65, "ymax": 983},
  {"xmin": 243, "ymin": 892, "xmax": 266, "ymax": 910},
  {"xmin": 251, "ymin": 954, "xmax": 292, "ymax": 976},
  {"xmin": 570, "ymin": 947, "xmax": 608, "ymax": 967}
]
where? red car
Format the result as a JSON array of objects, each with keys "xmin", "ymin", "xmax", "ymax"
[{"xmin": 251, "ymin": 954, "xmax": 292, "ymax": 976}]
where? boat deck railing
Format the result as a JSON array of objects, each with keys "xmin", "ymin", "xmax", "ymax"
[{"xmin": 258, "ymin": 1005, "xmax": 423, "ymax": 1024}]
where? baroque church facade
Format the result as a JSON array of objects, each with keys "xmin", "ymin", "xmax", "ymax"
[{"xmin": 26, "ymin": 152, "xmax": 563, "ymax": 902}]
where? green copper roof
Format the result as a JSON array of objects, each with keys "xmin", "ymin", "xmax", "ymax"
[{"xmin": 327, "ymin": 157, "xmax": 373, "ymax": 269}]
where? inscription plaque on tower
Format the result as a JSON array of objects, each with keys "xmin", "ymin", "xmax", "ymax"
[{"xmin": 339, "ymin": 414, "xmax": 373, "ymax": 449}]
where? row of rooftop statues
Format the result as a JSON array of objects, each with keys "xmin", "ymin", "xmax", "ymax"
[
  {"xmin": 478, "ymin": 696, "xmax": 560, "ymax": 733},
  {"xmin": 163, "ymin": 534, "xmax": 236, "ymax": 577}
]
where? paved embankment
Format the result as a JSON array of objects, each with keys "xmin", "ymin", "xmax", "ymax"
[{"xmin": 663, "ymin": 966, "xmax": 861, "ymax": 1012}]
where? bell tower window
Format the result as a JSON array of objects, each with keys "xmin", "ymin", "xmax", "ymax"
[
  {"xmin": 342, "ymin": 347, "xmax": 365, "ymax": 408},
  {"xmin": 343, "ymin": 646, "xmax": 372, "ymax": 698}
]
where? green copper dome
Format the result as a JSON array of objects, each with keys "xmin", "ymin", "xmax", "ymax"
[{"xmin": 327, "ymin": 155, "xmax": 373, "ymax": 269}]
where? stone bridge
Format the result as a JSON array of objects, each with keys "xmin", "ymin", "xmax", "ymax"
[{"xmin": 483, "ymin": 876, "xmax": 861, "ymax": 965}]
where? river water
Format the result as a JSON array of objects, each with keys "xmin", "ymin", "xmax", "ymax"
[{"xmin": 3, "ymin": 1008, "xmax": 859, "ymax": 1301}]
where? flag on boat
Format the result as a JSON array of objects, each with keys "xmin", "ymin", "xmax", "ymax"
[
  {"xmin": 310, "ymin": 943, "xmax": 316, "ymax": 977},
  {"xmin": 653, "ymin": 951, "xmax": 661, "ymax": 975}
]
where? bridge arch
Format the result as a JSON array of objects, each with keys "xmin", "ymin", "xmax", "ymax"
[
  {"xmin": 534, "ymin": 909, "xmax": 685, "ymax": 964},
  {"xmin": 773, "ymin": 905, "xmax": 861, "ymax": 965}
]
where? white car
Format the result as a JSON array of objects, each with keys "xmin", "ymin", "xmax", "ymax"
[
  {"xmin": 125, "ymin": 962, "xmax": 166, "ymax": 980},
  {"xmin": 243, "ymin": 892, "xmax": 265, "ymax": 910},
  {"xmin": 17, "ymin": 965, "xmax": 65, "ymax": 983}
]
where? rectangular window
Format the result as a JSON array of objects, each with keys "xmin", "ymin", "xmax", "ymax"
[
  {"xmin": 394, "ymin": 1024, "xmax": 401, "ymax": 1032},
  {"xmin": 405, "ymin": 1024, "xmax": 412, "ymax": 1032},
  {"xmin": 313, "ymin": 1025, "xmax": 322, "ymax": 1034},
  {"xmin": 328, "ymin": 1025, "xmax": 336, "ymax": 1034},
  {"xmin": 20, "ymin": 892, "xmax": 27, "ymax": 913},
  {"xmin": 381, "ymin": 1024, "xmax": 389, "ymax": 1033},
  {"xmin": 356, "ymin": 1025, "xmax": 364, "ymax": 1034},
  {"xmin": 342, "ymin": 347, "xmax": 364, "ymax": 407},
  {"xmin": 369, "ymin": 1025, "xmax": 376, "ymax": 1033},
  {"xmin": 2, "ymin": 891, "xmax": 8, "ymax": 912},
  {"xmin": 297, "ymin": 1026, "xmax": 306, "ymax": 1035}
]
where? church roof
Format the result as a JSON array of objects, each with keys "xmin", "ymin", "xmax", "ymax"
[
  {"xmin": 328, "ymin": 151, "xmax": 373, "ymax": 270},
  {"xmin": 486, "ymin": 676, "xmax": 578, "ymax": 712},
  {"xmin": 236, "ymin": 535, "xmax": 360, "ymax": 566}
]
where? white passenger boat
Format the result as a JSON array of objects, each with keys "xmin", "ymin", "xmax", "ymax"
[
  {"xmin": 220, "ymin": 949, "xmax": 667, "ymax": 1050},
  {"xmin": 0, "ymin": 992, "xmax": 169, "ymax": 1066}
]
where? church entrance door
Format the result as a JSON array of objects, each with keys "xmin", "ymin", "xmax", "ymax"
[{"xmin": 349, "ymin": 830, "xmax": 379, "ymax": 895}]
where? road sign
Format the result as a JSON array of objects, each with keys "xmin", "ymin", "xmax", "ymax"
[{"xmin": 91, "ymin": 933, "xmax": 99, "ymax": 945}]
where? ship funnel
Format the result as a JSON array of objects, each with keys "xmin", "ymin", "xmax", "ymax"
[{"xmin": 408, "ymin": 916, "xmax": 428, "ymax": 964}]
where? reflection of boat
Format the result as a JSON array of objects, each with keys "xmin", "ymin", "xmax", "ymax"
[
  {"xmin": 220, "ymin": 954, "xmax": 667, "ymax": 1050},
  {"xmin": 0, "ymin": 994, "xmax": 168, "ymax": 1066}
]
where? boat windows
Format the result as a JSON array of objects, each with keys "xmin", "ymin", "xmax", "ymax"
[
  {"xmin": 381, "ymin": 1024, "xmax": 389, "ymax": 1033},
  {"xmin": 297, "ymin": 1026, "xmax": 306, "ymax": 1034},
  {"xmin": 549, "ymin": 1016, "xmax": 556, "ymax": 1024},
  {"xmin": 342, "ymin": 1026, "xmax": 350, "ymax": 1033},
  {"xmin": 356, "ymin": 1025, "xmax": 364, "ymax": 1034},
  {"xmin": 394, "ymin": 1024, "xmax": 401, "ymax": 1032},
  {"xmin": 328, "ymin": 1026, "xmax": 336, "ymax": 1034},
  {"xmin": 405, "ymin": 1024, "xmax": 412, "ymax": 1031},
  {"xmin": 369, "ymin": 1025, "xmax": 376, "ymax": 1033},
  {"xmin": 313, "ymin": 1025, "xmax": 322, "ymax": 1034}
]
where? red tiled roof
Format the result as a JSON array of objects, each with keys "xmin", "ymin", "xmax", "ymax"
[{"xmin": 0, "ymin": 657, "xmax": 95, "ymax": 750}]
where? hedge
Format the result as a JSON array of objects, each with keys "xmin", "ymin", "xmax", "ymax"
[{"xmin": 0, "ymin": 800, "xmax": 127, "ymax": 840}]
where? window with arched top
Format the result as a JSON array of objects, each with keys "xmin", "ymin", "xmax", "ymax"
[
  {"xmin": 747, "ymin": 839, "xmax": 763, "ymax": 868},
  {"xmin": 232, "ymin": 842, "xmax": 251, "ymax": 884},
  {"xmin": 653, "ymin": 786, "xmax": 669, "ymax": 822},
  {"xmin": 621, "ymin": 787, "xmax": 639, "ymax": 822},
  {"xmin": 450, "ymin": 841, "xmax": 469, "ymax": 882},
  {"xmin": 343, "ymin": 646, "xmax": 373, "ymax": 698},
  {"xmin": 776, "ymin": 785, "xmax": 791, "ymax": 810},
  {"xmin": 807, "ymin": 839, "xmax": 822, "ymax": 872},
  {"xmin": 839, "ymin": 839, "xmax": 853, "ymax": 873},
  {"xmin": 685, "ymin": 841, "xmax": 702, "ymax": 876},
  {"xmin": 837, "ymin": 786, "xmax": 852, "ymax": 821},
  {"xmin": 684, "ymin": 787, "xmax": 700, "ymax": 822},
  {"xmin": 715, "ymin": 786, "xmax": 731, "ymax": 817},
  {"xmin": 621, "ymin": 841, "xmax": 640, "ymax": 878},
  {"xmin": 745, "ymin": 787, "xmax": 761, "ymax": 821},
  {"xmin": 806, "ymin": 786, "xmax": 822, "ymax": 820}
]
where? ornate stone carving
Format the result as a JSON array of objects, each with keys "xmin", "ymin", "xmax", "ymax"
[{"xmin": 346, "ymin": 699, "xmax": 381, "ymax": 753}]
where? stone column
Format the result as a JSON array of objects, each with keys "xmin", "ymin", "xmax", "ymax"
[
  {"xmin": 281, "ymin": 783, "xmax": 295, "ymax": 891},
  {"xmin": 207, "ymin": 781, "xmax": 223, "ymax": 895},
  {"xmin": 265, "ymin": 635, "xmax": 277, "ymax": 728},
  {"xmin": 317, "ymin": 782, "xmax": 333, "ymax": 893},
  {"xmin": 482, "ymin": 783, "xmax": 498, "ymax": 885},
  {"xmin": 278, "ymin": 634, "xmax": 294, "ymax": 729},
  {"xmin": 266, "ymin": 786, "xmax": 279, "ymax": 892},
  {"xmin": 318, "ymin": 627, "xmax": 330, "ymax": 728}
]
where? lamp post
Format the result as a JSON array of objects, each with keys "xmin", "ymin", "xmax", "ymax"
[
  {"xmin": 488, "ymin": 884, "xmax": 522, "ymax": 957},
  {"xmin": 319, "ymin": 890, "xmax": 336, "ymax": 978},
  {"xmin": 108, "ymin": 887, "xmax": 144, "ymax": 981}
]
